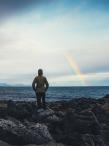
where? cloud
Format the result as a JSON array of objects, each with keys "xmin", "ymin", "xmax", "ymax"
[
  {"xmin": 50, "ymin": 71, "xmax": 109, "ymax": 86},
  {"xmin": 0, "ymin": 0, "xmax": 50, "ymax": 21},
  {"xmin": 1, "ymin": 0, "xmax": 109, "ymax": 22},
  {"xmin": 0, "ymin": 0, "xmax": 109, "ymax": 86}
]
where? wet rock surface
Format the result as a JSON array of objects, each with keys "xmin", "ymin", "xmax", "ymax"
[{"xmin": 0, "ymin": 95, "xmax": 109, "ymax": 146}]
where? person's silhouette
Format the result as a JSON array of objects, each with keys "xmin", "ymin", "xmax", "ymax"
[{"xmin": 32, "ymin": 69, "xmax": 49, "ymax": 109}]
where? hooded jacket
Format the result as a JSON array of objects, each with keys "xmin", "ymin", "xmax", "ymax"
[{"xmin": 32, "ymin": 75, "xmax": 49, "ymax": 93}]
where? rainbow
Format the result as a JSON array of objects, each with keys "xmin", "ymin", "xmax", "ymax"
[{"xmin": 65, "ymin": 52, "xmax": 86, "ymax": 85}]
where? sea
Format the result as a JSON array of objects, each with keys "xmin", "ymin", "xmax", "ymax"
[{"xmin": 0, "ymin": 86, "xmax": 109, "ymax": 102}]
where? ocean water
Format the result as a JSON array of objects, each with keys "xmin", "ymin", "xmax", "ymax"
[{"xmin": 0, "ymin": 86, "xmax": 109, "ymax": 102}]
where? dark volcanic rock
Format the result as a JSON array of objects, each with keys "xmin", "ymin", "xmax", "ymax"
[
  {"xmin": 0, "ymin": 119, "xmax": 53, "ymax": 145},
  {"xmin": 0, "ymin": 96, "xmax": 109, "ymax": 146},
  {"xmin": 32, "ymin": 108, "xmax": 61, "ymax": 123},
  {"xmin": 0, "ymin": 140, "xmax": 13, "ymax": 146},
  {"xmin": 82, "ymin": 134, "xmax": 107, "ymax": 146},
  {"xmin": 24, "ymin": 142, "xmax": 65, "ymax": 146},
  {"xmin": 0, "ymin": 101, "xmax": 8, "ymax": 118},
  {"xmin": 48, "ymin": 110, "xmax": 100, "ymax": 145},
  {"xmin": 7, "ymin": 101, "xmax": 36, "ymax": 120},
  {"xmin": 0, "ymin": 140, "xmax": 65, "ymax": 146}
]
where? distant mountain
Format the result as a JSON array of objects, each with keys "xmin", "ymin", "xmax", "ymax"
[
  {"xmin": 13, "ymin": 84, "xmax": 27, "ymax": 87},
  {"xmin": 0, "ymin": 83, "xmax": 31, "ymax": 87},
  {"xmin": 0, "ymin": 83, "xmax": 10, "ymax": 87}
]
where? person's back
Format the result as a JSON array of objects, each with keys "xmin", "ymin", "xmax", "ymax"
[
  {"xmin": 35, "ymin": 75, "xmax": 48, "ymax": 93},
  {"xmin": 32, "ymin": 69, "xmax": 49, "ymax": 109}
]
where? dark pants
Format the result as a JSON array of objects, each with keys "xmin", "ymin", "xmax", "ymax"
[{"xmin": 36, "ymin": 92, "xmax": 46, "ymax": 108}]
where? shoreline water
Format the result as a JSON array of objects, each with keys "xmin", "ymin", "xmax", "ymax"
[{"xmin": 0, "ymin": 86, "xmax": 109, "ymax": 102}]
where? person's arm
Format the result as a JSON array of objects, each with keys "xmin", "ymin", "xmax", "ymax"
[
  {"xmin": 45, "ymin": 78, "xmax": 49, "ymax": 91},
  {"xmin": 32, "ymin": 77, "xmax": 36, "ymax": 91}
]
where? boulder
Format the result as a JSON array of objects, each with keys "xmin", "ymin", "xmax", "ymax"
[
  {"xmin": 36, "ymin": 108, "xmax": 55, "ymax": 118},
  {"xmin": 0, "ymin": 140, "xmax": 13, "ymax": 146},
  {"xmin": 24, "ymin": 142, "xmax": 65, "ymax": 146},
  {"xmin": 0, "ymin": 119, "xmax": 53, "ymax": 145},
  {"xmin": 103, "ymin": 94, "xmax": 109, "ymax": 102},
  {"xmin": 46, "ymin": 114, "xmax": 60, "ymax": 123},
  {"xmin": 82, "ymin": 134, "xmax": 107, "ymax": 146},
  {"xmin": 7, "ymin": 101, "xmax": 35, "ymax": 120},
  {"xmin": 32, "ymin": 108, "xmax": 58, "ymax": 122},
  {"xmin": 48, "ymin": 110, "xmax": 101, "ymax": 146},
  {"xmin": 0, "ymin": 140, "xmax": 65, "ymax": 146}
]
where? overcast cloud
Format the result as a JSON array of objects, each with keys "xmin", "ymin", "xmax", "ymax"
[{"xmin": 0, "ymin": 0, "xmax": 109, "ymax": 86}]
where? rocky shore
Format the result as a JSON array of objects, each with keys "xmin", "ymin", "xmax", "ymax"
[{"xmin": 0, "ymin": 95, "xmax": 109, "ymax": 146}]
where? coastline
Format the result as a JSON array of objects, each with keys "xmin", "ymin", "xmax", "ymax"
[{"xmin": 0, "ymin": 95, "xmax": 109, "ymax": 146}]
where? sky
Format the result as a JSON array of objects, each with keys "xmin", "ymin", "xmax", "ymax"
[{"xmin": 0, "ymin": 0, "xmax": 109, "ymax": 86}]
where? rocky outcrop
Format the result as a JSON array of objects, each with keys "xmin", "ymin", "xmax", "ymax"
[
  {"xmin": 0, "ymin": 140, "xmax": 65, "ymax": 146},
  {"xmin": 32, "ymin": 108, "xmax": 61, "ymax": 123},
  {"xmin": 24, "ymin": 142, "xmax": 65, "ymax": 146},
  {"xmin": 0, "ymin": 118, "xmax": 53, "ymax": 145},
  {"xmin": 0, "ymin": 95, "xmax": 109, "ymax": 146},
  {"xmin": 0, "ymin": 140, "xmax": 12, "ymax": 146}
]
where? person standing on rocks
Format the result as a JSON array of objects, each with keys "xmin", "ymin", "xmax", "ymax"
[{"xmin": 32, "ymin": 69, "xmax": 49, "ymax": 109}]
